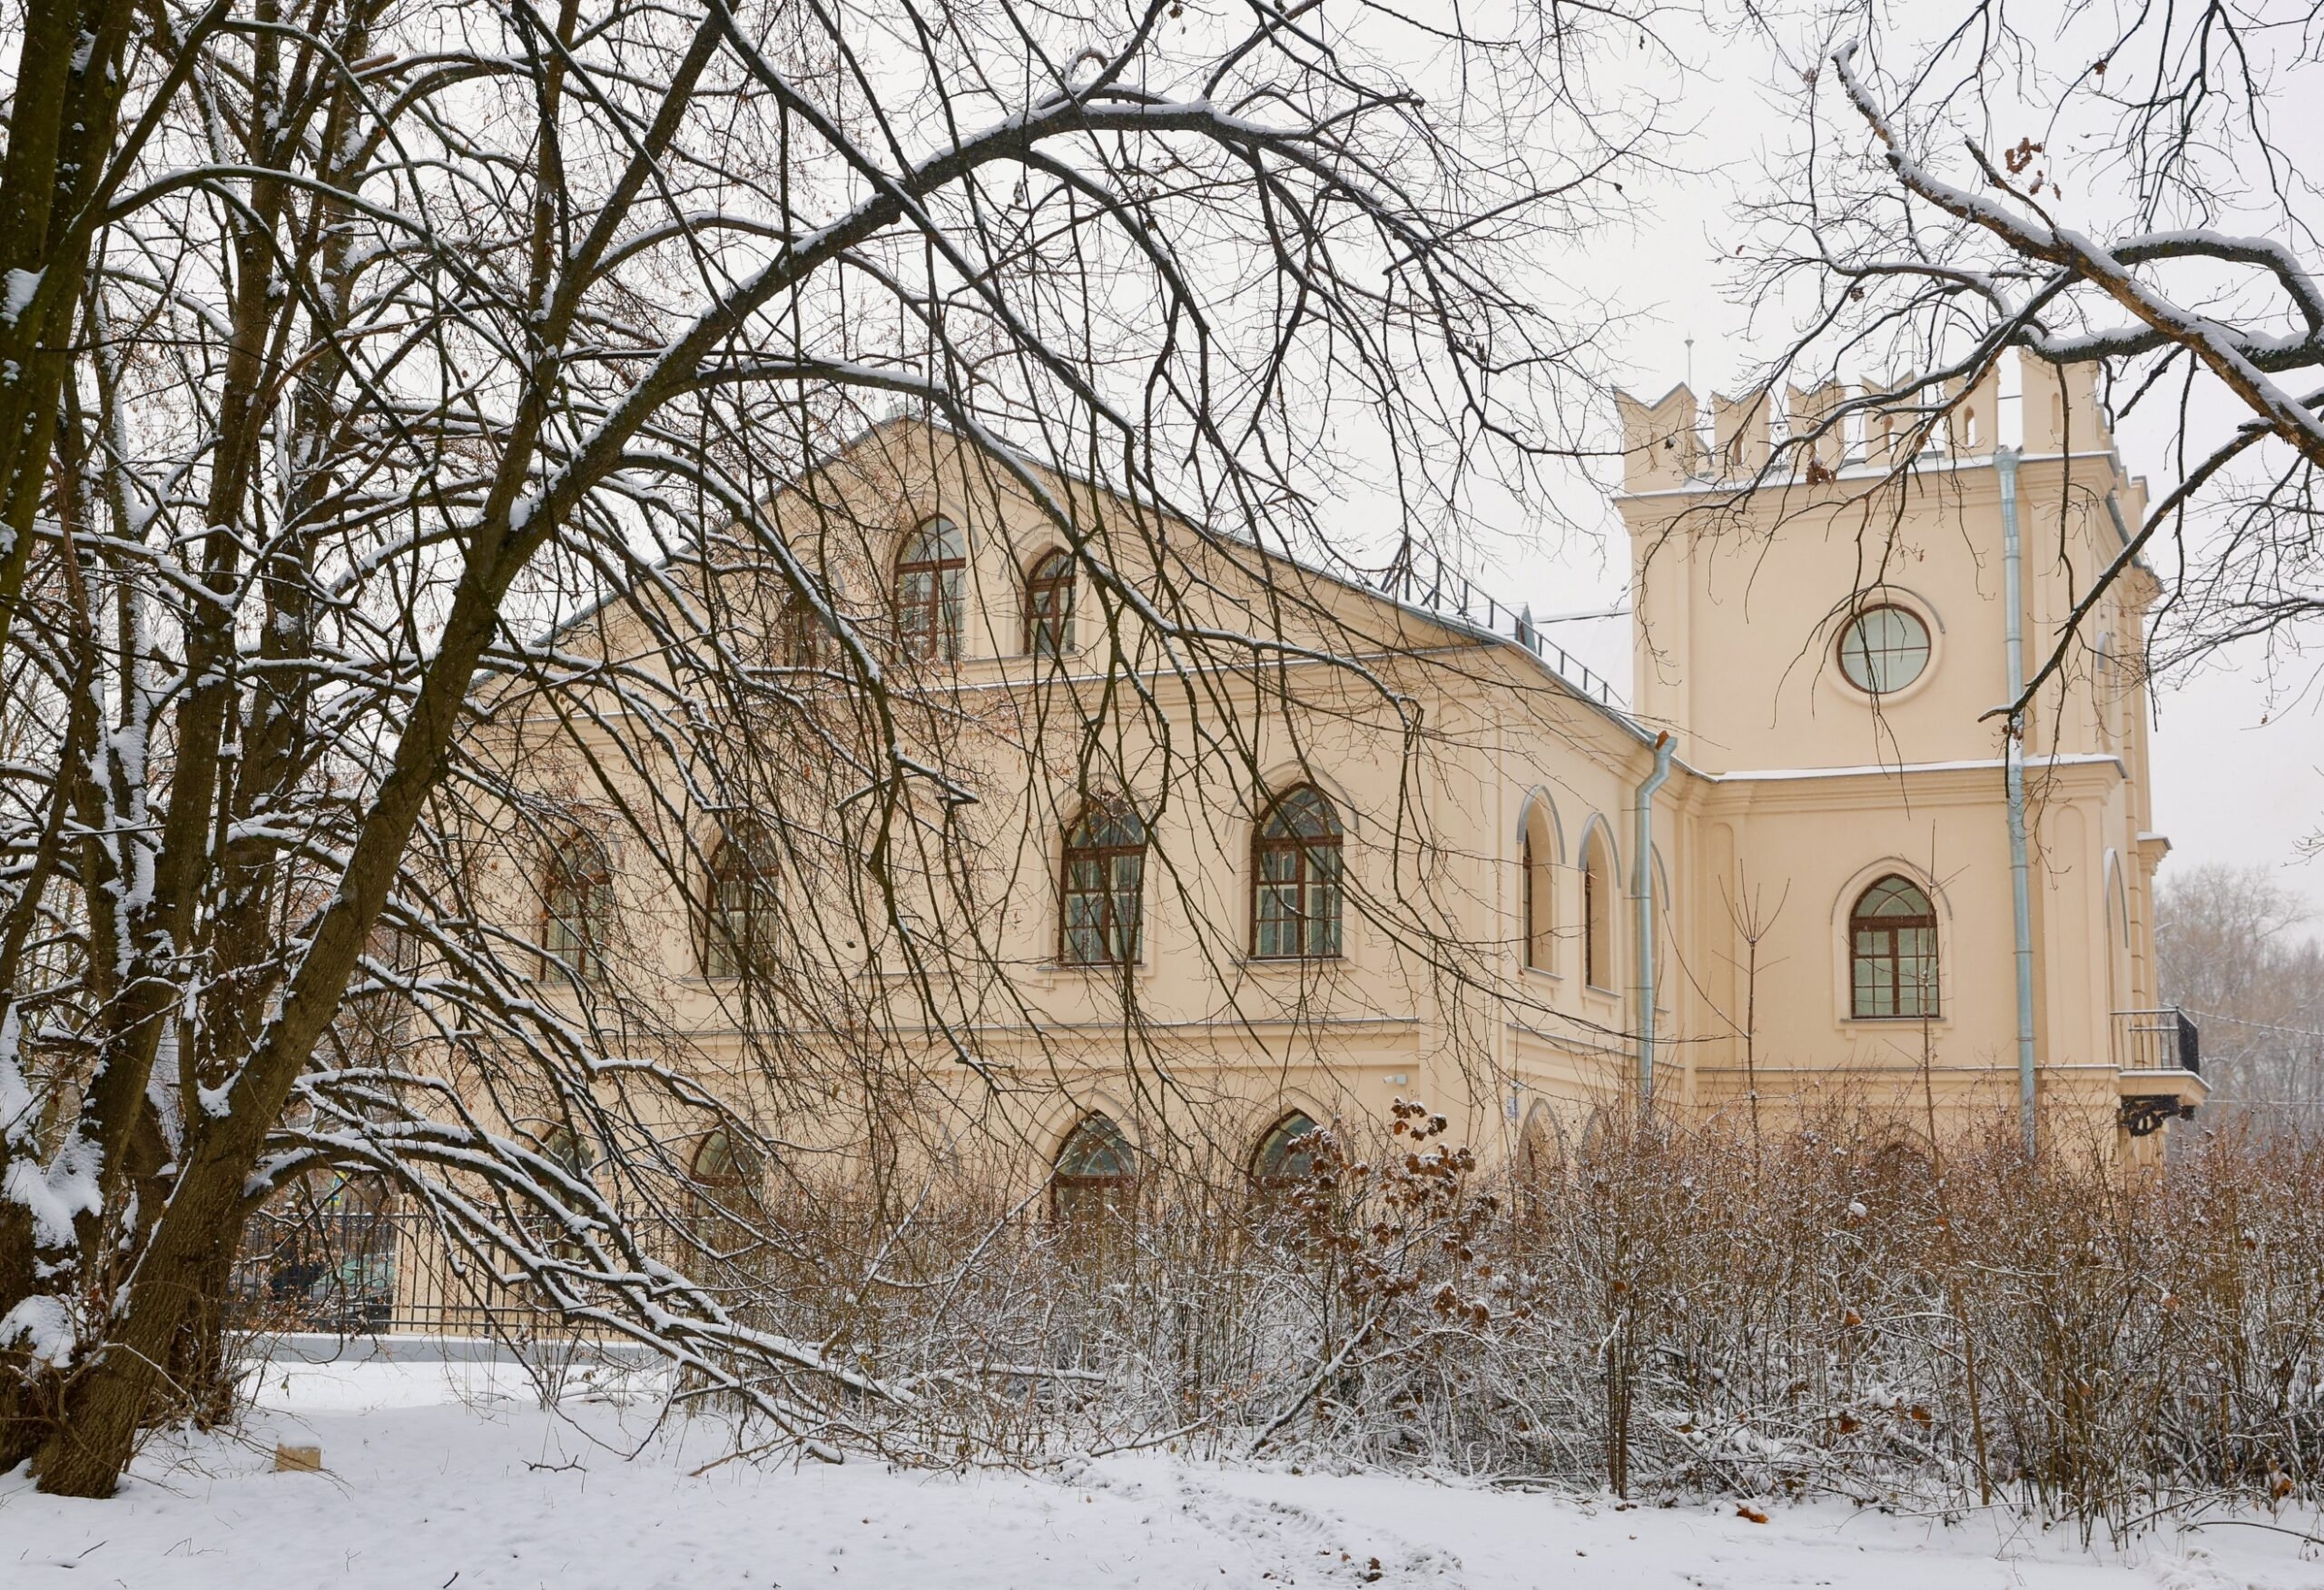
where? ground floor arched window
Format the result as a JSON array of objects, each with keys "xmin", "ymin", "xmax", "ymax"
[{"xmin": 1052, "ymin": 1113, "xmax": 1137, "ymax": 1222}]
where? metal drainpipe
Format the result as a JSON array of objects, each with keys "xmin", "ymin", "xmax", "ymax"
[
  {"xmin": 1632, "ymin": 731, "xmax": 1676, "ymax": 1107},
  {"xmin": 1998, "ymin": 446, "xmax": 2039, "ymax": 1156}
]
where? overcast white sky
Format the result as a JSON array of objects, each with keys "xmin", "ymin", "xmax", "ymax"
[{"xmin": 1459, "ymin": 10, "xmax": 2324, "ymax": 918}]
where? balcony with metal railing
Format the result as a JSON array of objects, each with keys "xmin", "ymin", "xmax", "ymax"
[
  {"xmin": 2112, "ymin": 1007, "xmax": 2201, "ymax": 1075},
  {"xmin": 2111, "ymin": 1007, "xmax": 2202, "ymax": 1137}
]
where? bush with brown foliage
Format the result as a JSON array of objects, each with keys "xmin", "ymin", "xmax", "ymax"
[{"xmin": 662, "ymin": 1101, "xmax": 2324, "ymax": 1542}]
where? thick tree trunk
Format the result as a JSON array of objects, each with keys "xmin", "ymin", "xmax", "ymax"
[
  {"xmin": 161, "ymin": 1243, "xmax": 244, "ymax": 1431},
  {"xmin": 30, "ymin": 1190, "xmax": 249, "ymax": 1496}
]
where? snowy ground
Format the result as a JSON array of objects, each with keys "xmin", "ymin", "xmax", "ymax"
[{"xmin": 3, "ymin": 1348, "xmax": 2319, "ymax": 1589}]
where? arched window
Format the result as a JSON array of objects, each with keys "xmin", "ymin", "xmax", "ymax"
[
  {"xmin": 1849, "ymin": 874, "xmax": 1939, "ymax": 1019},
  {"xmin": 704, "ymin": 831, "xmax": 776, "ymax": 979},
  {"xmin": 1253, "ymin": 785, "xmax": 1344, "ymax": 960},
  {"xmin": 1581, "ymin": 827, "xmax": 1613, "ymax": 991},
  {"xmin": 543, "ymin": 832, "xmax": 613, "ymax": 977},
  {"xmin": 533, "ymin": 1125, "xmax": 596, "ymax": 1258},
  {"xmin": 1250, "ymin": 1111, "xmax": 1321, "ymax": 1188},
  {"xmin": 538, "ymin": 1125, "xmax": 595, "ymax": 1180},
  {"xmin": 687, "ymin": 1129, "xmax": 766, "ymax": 1241},
  {"xmin": 1521, "ymin": 804, "xmax": 1557, "ymax": 972},
  {"xmin": 1577, "ymin": 1107, "xmax": 1608, "ymax": 1167},
  {"xmin": 781, "ymin": 592, "xmax": 830, "ymax": 667},
  {"xmin": 895, "ymin": 517, "xmax": 966, "ymax": 660},
  {"xmin": 1060, "ymin": 803, "xmax": 1147, "ymax": 966},
  {"xmin": 1022, "ymin": 548, "xmax": 1075, "ymax": 657},
  {"xmin": 1052, "ymin": 1113, "xmax": 1136, "ymax": 1221},
  {"xmin": 1518, "ymin": 1101, "xmax": 1562, "ymax": 1187}
]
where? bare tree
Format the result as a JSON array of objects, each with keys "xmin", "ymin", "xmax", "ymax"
[
  {"xmin": 1726, "ymin": 1, "xmax": 2324, "ymax": 702},
  {"xmin": 0, "ymin": 0, "xmax": 1663, "ymax": 1495},
  {"xmin": 2158, "ymin": 861, "xmax": 2324, "ymax": 1131}
]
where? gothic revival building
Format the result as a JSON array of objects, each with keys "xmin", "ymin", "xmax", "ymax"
[{"xmin": 471, "ymin": 370, "xmax": 2198, "ymax": 1217}]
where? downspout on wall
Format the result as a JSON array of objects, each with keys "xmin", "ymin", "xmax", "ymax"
[
  {"xmin": 1633, "ymin": 731, "xmax": 1676, "ymax": 1107},
  {"xmin": 1997, "ymin": 447, "xmax": 2040, "ymax": 1156}
]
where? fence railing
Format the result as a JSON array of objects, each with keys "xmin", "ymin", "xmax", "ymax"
[
  {"xmin": 2112, "ymin": 1007, "xmax": 2201, "ymax": 1075},
  {"xmin": 1374, "ymin": 556, "xmax": 1624, "ymax": 707},
  {"xmin": 233, "ymin": 1206, "xmax": 724, "ymax": 1341}
]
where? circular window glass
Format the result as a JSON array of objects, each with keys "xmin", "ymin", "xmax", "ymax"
[{"xmin": 1837, "ymin": 606, "xmax": 1931, "ymax": 695}]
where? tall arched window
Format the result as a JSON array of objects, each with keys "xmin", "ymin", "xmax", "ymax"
[
  {"xmin": 895, "ymin": 517, "xmax": 966, "ymax": 660},
  {"xmin": 687, "ymin": 1129, "xmax": 766, "ymax": 1243},
  {"xmin": 538, "ymin": 1124, "xmax": 596, "ymax": 1181},
  {"xmin": 1052, "ymin": 1112, "xmax": 1136, "ymax": 1221},
  {"xmin": 1581, "ymin": 827, "xmax": 1613, "ymax": 991},
  {"xmin": 781, "ymin": 593, "xmax": 830, "ymax": 667},
  {"xmin": 1060, "ymin": 803, "xmax": 1147, "ymax": 966},
  {"xmin": 532, "ymin": 1125, "xmax": 596, "ymax": 1258},
  {"xmin": 1517, "ymin": 1101, "xmax": 1562, "ymax": 1188},
  {"xmin": 1022, "ymin": 548, "xmax": 1075, "ymax": 657},
  {"xmin": 1253, "ymin": 785, "xmax": 1344, "ymax": 960},
  {"xmin": 704, "ymin": 831, "xmax": 776, "ymax": 979},
  {"xmin": 543, "ymin": 832, "xmax": 613, "ymax": 977},
  {"xmin": 1250, "ymin": 1111, "xmax": 1321, "ymax": 1188},
  {"xmin": 1849, "ymin": 874, "xmax": 1939, "ymax": 1019},
  {"xmin": 1521, "ymin": 804, "xmax": 1557, "ymax": 972}
]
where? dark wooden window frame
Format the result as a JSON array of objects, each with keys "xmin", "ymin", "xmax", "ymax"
[
  {"xmin": 687, "ymin": 1129, "xmax": 766, "ymax": 1238},
  {"xmin": 1251, "ymin": 785, "xmax": 1344, "ymax": 961},
  {"xmin": 1059, "ymin": 804, "xmax": 1147, "ymax": 966},
  {"xmin": 1848, "ymin": 874, "xmax": 1941, "ymax": 1020},
  {"xmin": 1051, "ymin": 1112, "xmax": 1137, "ymax": 1221},
  {"xmin": 1249, "ymin": 1111, "xmax": 1321, "ymax": 1188},
  {"xmin": 542, "ymin": 831, "xmax": 613, "ymax": 978},
  {"xmin": 703, "ymin": 834, "xmax": 774, "ymax": 979},
  {"xmin": 895, "ymin": 517, "xmax": 966, "ymax": 661},
  {"xmin": 1022, "ymin": 547, "xmax": 1075, "ymax": 657}
]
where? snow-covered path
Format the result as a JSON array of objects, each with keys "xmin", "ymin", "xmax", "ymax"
[{"xmin": 2, "ymin": 1355, "xmax": 2316, "ymax": 1588}]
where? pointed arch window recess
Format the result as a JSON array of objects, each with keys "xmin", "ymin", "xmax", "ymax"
[
  {"xmin": 1849, "ymin": 874, "xmax": 1939, "ymax": 1019},
  {"xmin": 1251, "ymin": 1111, "xmax": 1321, "ymax": 1188},
  {"xmin": 1521, "ymin": 806, "xmax": 1556, "ymax": 972},
  {"xmin": 1052, "ymin": 1113, "xmax": 1136, "ymax": 1221},
  {"xmin": 1518, "ymin": 1101, "xmax": 1562, "ymax": 1184}
]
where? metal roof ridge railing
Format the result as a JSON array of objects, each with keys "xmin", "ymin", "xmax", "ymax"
[{"xmin": 1374, "ymin": 554, "xmax": 1624, "ymax": 708}]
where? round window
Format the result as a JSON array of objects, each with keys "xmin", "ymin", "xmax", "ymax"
[{"xmin": 1837, "ymin": 606, "xmax": 1931, "ymax": 695}]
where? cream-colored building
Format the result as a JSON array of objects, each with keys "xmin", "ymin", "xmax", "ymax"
[{"xmin": 468, "ymin": 373, "xmax": 2201, "ymax": 1211}]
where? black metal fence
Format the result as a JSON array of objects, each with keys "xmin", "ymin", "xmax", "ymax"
[
  {"xmin": 2112, "ymin": 1007, "xmax": 2201, "ymax": 1075},
  {"xmin": 231, "ymin": 1203, "xmax": 725, "ymax": 1340},
  {"xmin": 233, "ymin": 1208, "xmax": 401, "ymax": 1334}
]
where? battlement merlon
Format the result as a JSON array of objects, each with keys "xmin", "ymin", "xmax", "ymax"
[{"xmin": 1613, "ymin": 363, "xmax": 2114, "ymax": 497}]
